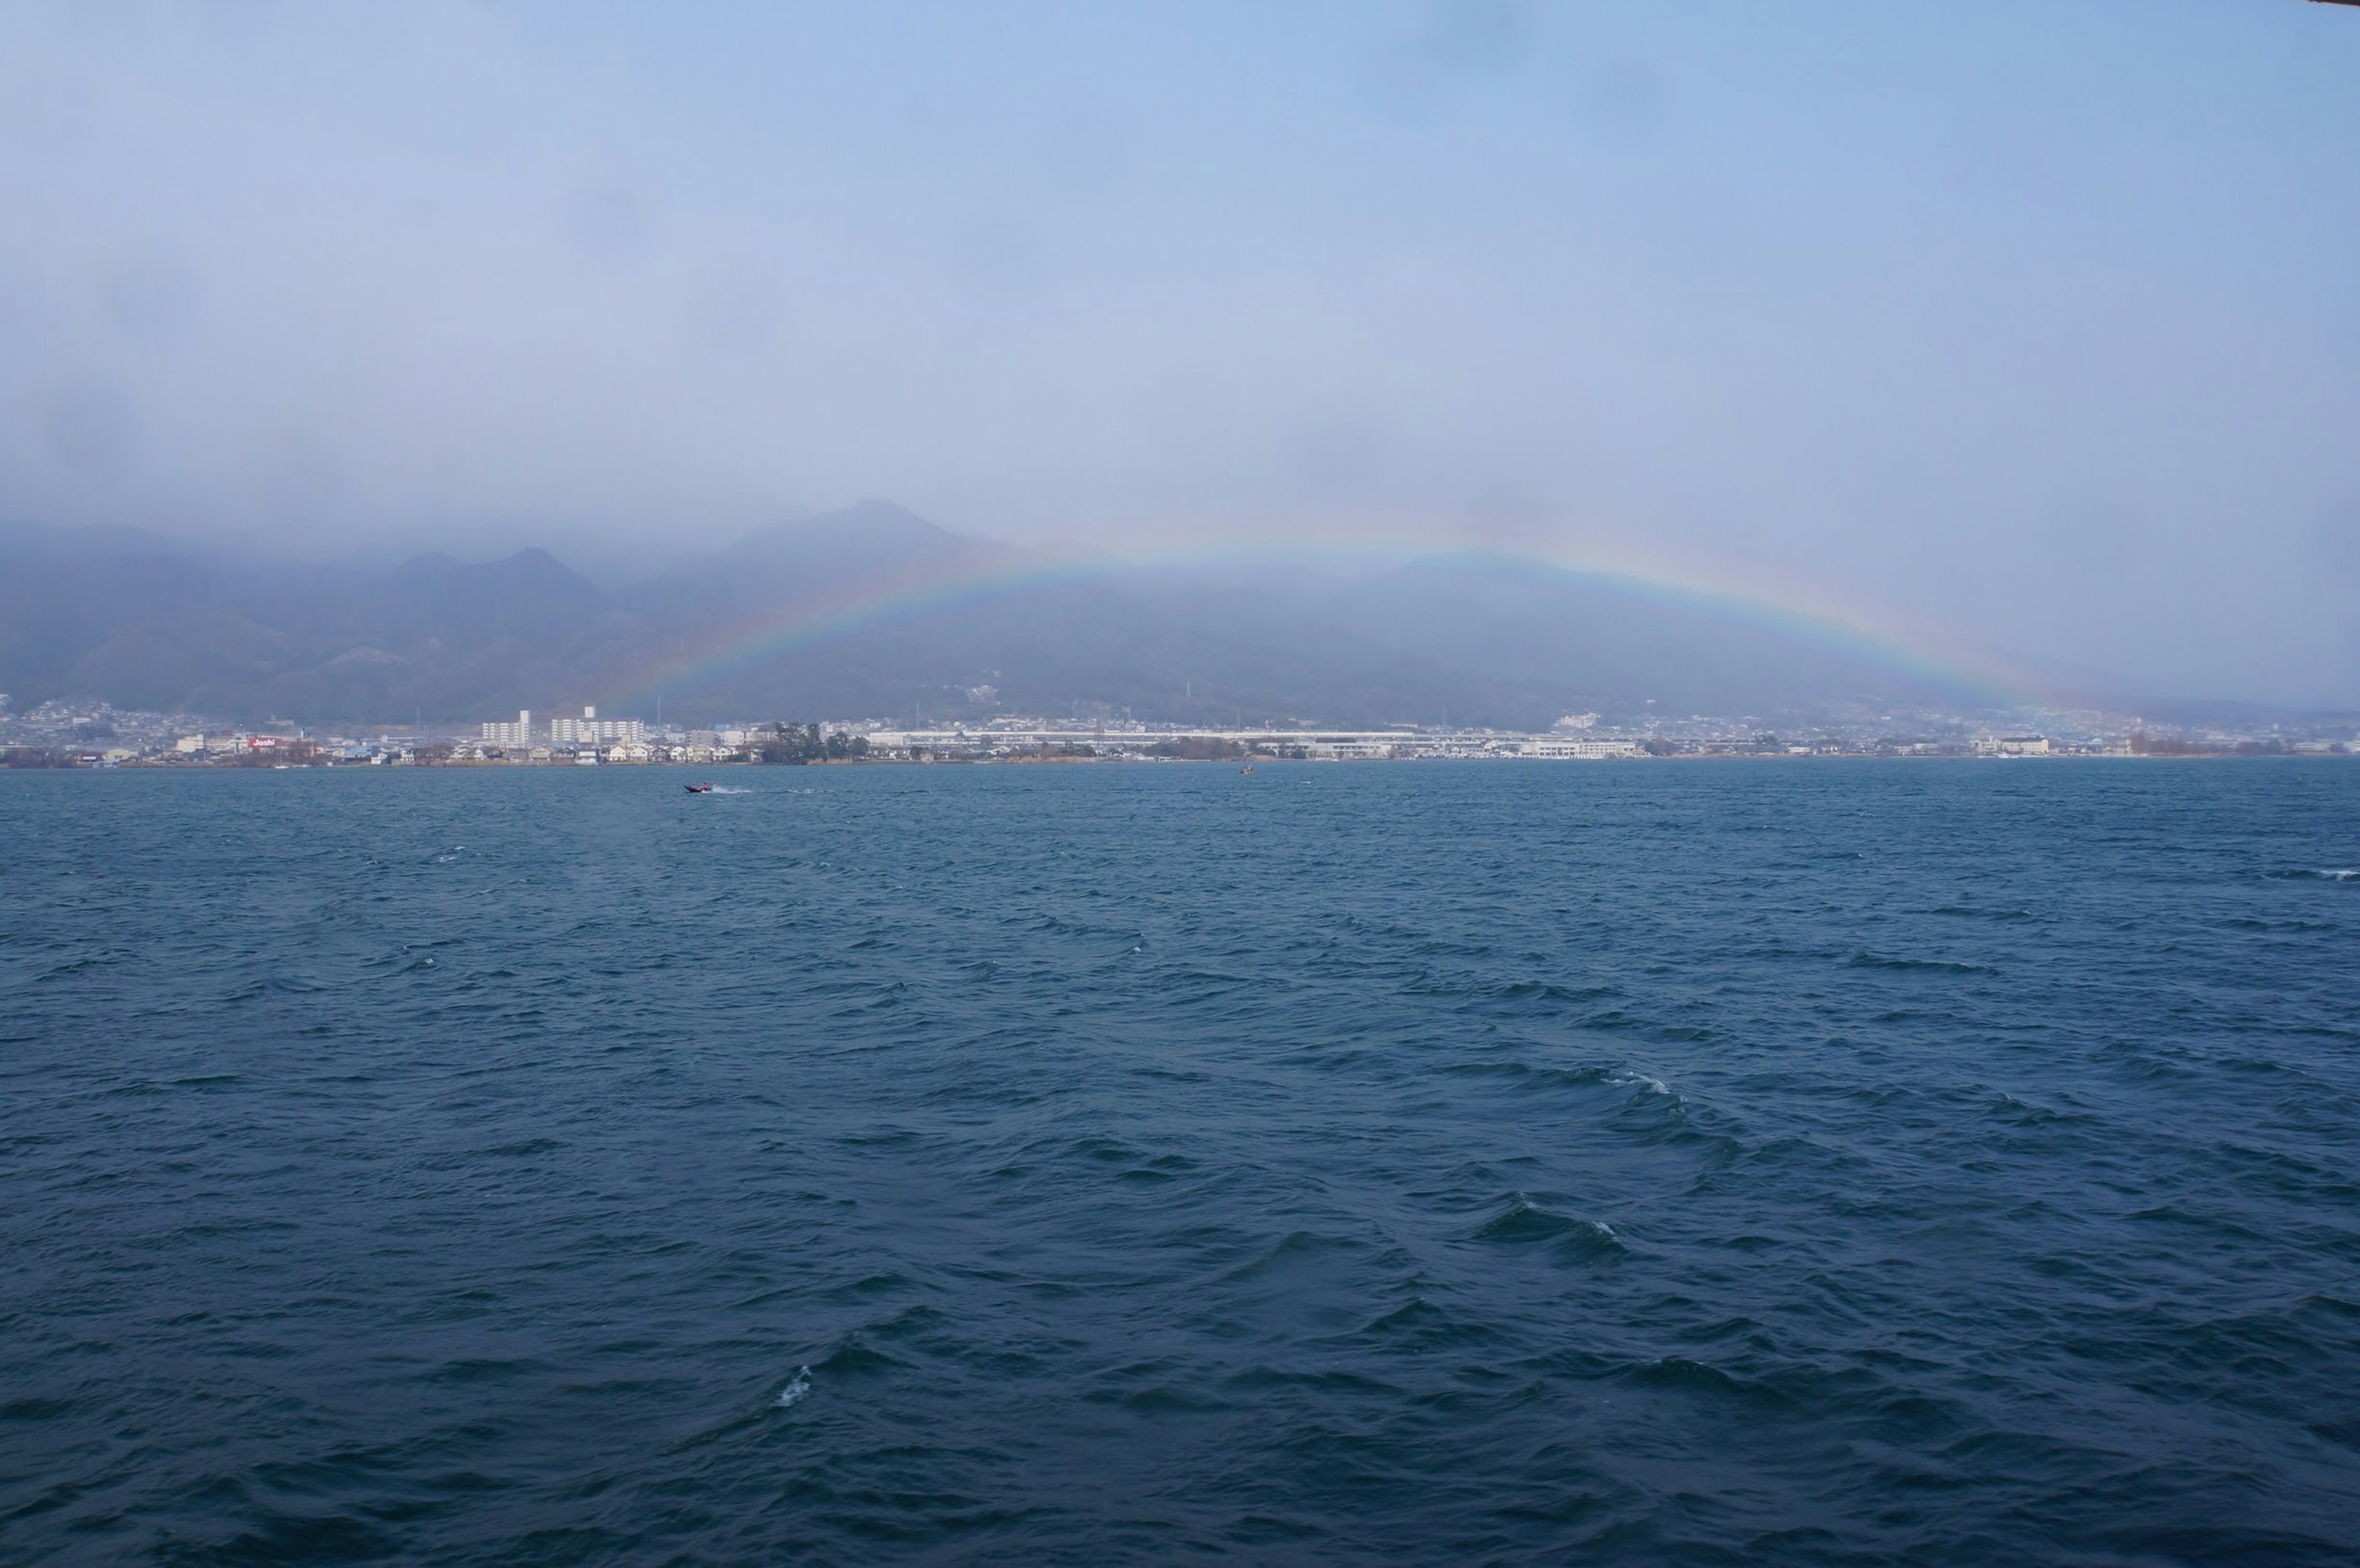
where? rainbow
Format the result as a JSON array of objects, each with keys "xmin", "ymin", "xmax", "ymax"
[
  {"xmin": 608, "ymin": 523, "xmax": 2042, "ymax": 717},
  {"xmin": 608, "ymin": 543, "xmax": 1127, "ymax": 714}
]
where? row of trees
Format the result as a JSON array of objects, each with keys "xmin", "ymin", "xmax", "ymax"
[
  {"xmin": 1146, "ymin": 736, "xmax": 1246, "ymax": 759},
  {"xmin": 758, "ymin": 723, "xmax": 871, "ymax": 763},
  {"xmin": 2128, "ymin": 732, "xmax": 2331, "ymax": 756}
]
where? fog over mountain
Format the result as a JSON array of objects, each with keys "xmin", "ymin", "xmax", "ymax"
[
  {"xmin": 1, "ymin": 504, "xmax": 2009, "ymax": 729},
  {"xmin": 2, "ymin": 4, "xmax": 2356, "ymax": 704}
]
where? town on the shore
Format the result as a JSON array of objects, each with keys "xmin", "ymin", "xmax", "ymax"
[{"xmin": 4, "ymin": 697, "xmax": 2354, "ymax": 769}]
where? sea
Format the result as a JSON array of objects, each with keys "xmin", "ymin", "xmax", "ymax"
[{"xmin": 3, "ymin": 761, "xmax": 2356, "ymax": 1566}]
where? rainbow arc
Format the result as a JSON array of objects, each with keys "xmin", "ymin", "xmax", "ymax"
[{"xmin": 608, "ymin": 531, "xmax": 2035, "ymax": 715}]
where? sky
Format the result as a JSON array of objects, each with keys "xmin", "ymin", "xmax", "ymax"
[{"xmin": 2, "ymin": 1, "xmax": 2356, "ymax": 704}]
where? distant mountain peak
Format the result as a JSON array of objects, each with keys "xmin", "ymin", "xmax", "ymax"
[
  {"xmin": 724, "ymin": 498, "xmax": 969, "ymax": 557},
  {"xmin": 0, "ymin": 512, "xmax": 2016, "ymax": 725}
]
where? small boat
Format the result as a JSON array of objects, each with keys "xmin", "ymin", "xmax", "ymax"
[
  {"xmin": 1240, "ymin": 764, "xmax": 1255, "ymax": 774},
  {"xmin": 685, "ymin": 782, "xmax": 714, "ymax": 793}
]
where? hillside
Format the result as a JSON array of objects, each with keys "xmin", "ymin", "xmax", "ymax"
[{"xmin": 0, "ymin": 506, "xmax": 1991, "ymax": 727}]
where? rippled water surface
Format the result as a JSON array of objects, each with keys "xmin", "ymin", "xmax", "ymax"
[{"xmin": 4, "ymin": 761, "xmax": 2358, "ymax": 1566}]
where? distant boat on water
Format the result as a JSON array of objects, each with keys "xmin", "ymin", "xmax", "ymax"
[{"xmin": 685, "ymin": 782, "xmax": 714, "ymax": 793}]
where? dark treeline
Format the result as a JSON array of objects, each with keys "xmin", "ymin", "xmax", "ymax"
[
  {"xmin": 2126, "ymin": 731, "xmax": 2301, "ymax": 756},
  {"xmin": 758, "ymin": 723, "xmax": 871, "ymax": 764},
  {"xmin": 1147, "ymin": 736, "xmax": 1246, "ymax": 760}
]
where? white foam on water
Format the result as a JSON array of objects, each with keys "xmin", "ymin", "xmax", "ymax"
[
  {"xmin": 777, "ymin": 1366, "xmax": 812, "ymax": 1408},
  {"xmin": 1610, "ymin": 1070, "xmax": 1672, "ymax": 1096},
  {"xmin": 710, "ymin": 787, "xmax": 752, "ymax": 795}
]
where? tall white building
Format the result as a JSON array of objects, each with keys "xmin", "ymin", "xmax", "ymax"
[
  {"xmin": 549, "ymin": 705, "xmax": 643, "ymax": 745},
  {"xmin": 480, "ymin": 710, "xmax": 533, "ymax": 746}
]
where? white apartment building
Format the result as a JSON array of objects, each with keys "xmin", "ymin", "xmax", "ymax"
[
  {"xmin": 480, "ymin": 709, "xmax": 533, "ymax": 746},
  {"xmin": 549, "ymin": 705, "xmax": 644, "ymax": 745}
]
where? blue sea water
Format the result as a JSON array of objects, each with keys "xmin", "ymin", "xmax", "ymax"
[{"xmin": 3, "ymin": 761, "xmax": 2358, "ymax": 1566}]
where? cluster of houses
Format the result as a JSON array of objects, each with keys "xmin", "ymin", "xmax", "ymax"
[{"xmin": 15, "ymin": 697, "xmax": 2354, "ymax": 768}]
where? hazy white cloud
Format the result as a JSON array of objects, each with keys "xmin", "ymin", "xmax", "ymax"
[{"xmin": 0, "ymin": 0, "xmax": 2354, "ymax": 702}]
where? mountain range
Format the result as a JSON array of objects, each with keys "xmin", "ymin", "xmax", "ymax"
[{"xmin": 0, "ymin": 502, "xmax": 2003, "ymax": 729}]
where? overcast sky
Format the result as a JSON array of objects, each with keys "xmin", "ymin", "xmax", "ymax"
[{"xmin": 3, "ymin": 1, "xmax": 2356, "ymax": 703}]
